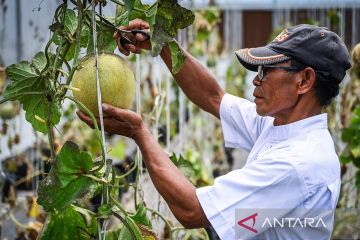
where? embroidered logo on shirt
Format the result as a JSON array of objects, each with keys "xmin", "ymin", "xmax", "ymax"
[{"xmin": 237, "ymin": 213, "xmax": 258, "ymax": 233}]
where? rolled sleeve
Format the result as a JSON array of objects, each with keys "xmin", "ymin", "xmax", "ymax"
[
  {"xmin": 219, "ymin": 93, "xmax": 271, "ymax": 151},
  {"xmin": 196, "ymin": 156, "xmax": 306, "ymax": 240}
]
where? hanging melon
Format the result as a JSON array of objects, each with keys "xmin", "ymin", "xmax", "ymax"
[
  {"xmin": 71, "ymin": 53, "xmax": 136, "ymax": 117},
  {"xmin": 0, "ymin": 101, "xmax": 20, "ymax": 120}
]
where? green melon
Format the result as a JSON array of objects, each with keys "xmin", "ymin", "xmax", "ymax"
[
  {"xmin": 72, "ymin": 53, "xmax": 136, "ymax": 116},
  {"xmin": 0, "ymin": 101, "xmax": 20, "ymax": 120}
]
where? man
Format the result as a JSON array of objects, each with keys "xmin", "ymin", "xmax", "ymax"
[{"xmin": 77, "ymin": 23, "xmax": 351, "ymax": 239}]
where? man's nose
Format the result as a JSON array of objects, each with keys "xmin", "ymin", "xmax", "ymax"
[{"xmin": 253, "ymin": 76, "xmax": 261, "ymax": 86}]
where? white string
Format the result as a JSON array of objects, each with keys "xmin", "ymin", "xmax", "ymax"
[
  {"xmin": 91, "ymin": 3, "xmax": 107, "ymax": 240},
  {"xmin": 135, "ymin": 54, "xmax": 144, "ymax": 201}
]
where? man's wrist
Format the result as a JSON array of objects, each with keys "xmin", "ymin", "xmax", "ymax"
[{"xmin": 133, "ymin": 124, "xmax": 149, "ymax": 145}]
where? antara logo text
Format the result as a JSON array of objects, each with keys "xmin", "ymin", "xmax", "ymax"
[{"xmin": 237, "ymin": 213, "xmax": 327, "ymax": 233}]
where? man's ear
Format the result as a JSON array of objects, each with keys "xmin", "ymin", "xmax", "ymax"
[{"xmin": 297, "ymin": 67, "xmax": 316, "ymax": 95}]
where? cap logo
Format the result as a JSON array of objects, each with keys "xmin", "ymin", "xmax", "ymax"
[{"xmin": 274, "ymin": 29, "xmax": 289, "ymax": 42}]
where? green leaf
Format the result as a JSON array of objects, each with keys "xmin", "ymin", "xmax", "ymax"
[
  {"xmin": 86, "ymin": 26, "xmax": 94, "ymax": 54},
  {"xmin": 49, "ymin": 22, "xmax": 64, "ymax": 32},
  {"xmin": 65, "ymin": 43, "xmax": 76, "ymax": 61},
  {"xmin": 131, "ymin": 202, "xmax": 152, "ymax": 228},
  {"xmin": 118, "ymin": 0, "xmax": 194, "ymax": 73},
  {"xmin": 54, "ymin": 141, "xmax": 94, "ymax": 187},
  {"xmin": 80, "ymin": 25, "xmax": 90, "ymax": 48},
  {"xmin": 98, "ymin": 204, "xmax": 113, "ymax": 218},
  {"xmin": 118, "ymin": 216, "xmax": 143, "ymax": 240},
  {"xmin": 37, "ymin": 141, "xmax": 98, "ymax": 211},
  {"xmin": 23, "ymin": 95, "xmax": 61, "ymax": 133},
  {"xmin": 97, "ymin": 30, "xmax": 117, "ymax": 53},
  {"xmin": 39, "ymin": 205, "xmax": 98, "ymax": 240},
  {"xmin": 150, "ymin": 0, "xmax": 194, "ymax": 57},
  {"xmin": 4, "ymin": 60, "xmax": 61, "ymax": 133},
  {"xmin": 170, "ymin": 154, "xmax": 195, "ymax": 179},
  {"xmin": 64, "ymin": 9, "xmax": 78, "ymax": 35},
  {"xmin": 51, "ymin": 31, "xmax": 62, "ymax": 45},
  {"xmin": 32, "ymin": 52, "xmax": 48, "ymax": 72},
  {"xmin": 105, "ymin": 227, "xmax": 122, "ymax": 240},
  {"xmin": 38, "ymin": 172, "xmax": 95, "ymax": 212},
  {"xmin": 168, "ymin": 40, "xmax": 185, "ymax": 74},
  {"xmin": 5, "ymin": 61, "xmax": 38, "ymax": 86}
]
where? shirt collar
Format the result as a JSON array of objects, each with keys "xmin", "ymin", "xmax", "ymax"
[{"xmin": 269, "ymin": 113, "xmax": 328, "ymax": 141}]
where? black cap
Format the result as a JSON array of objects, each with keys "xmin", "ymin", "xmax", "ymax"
[{"xmin": 235, "ymin": 24, "xmax": 352, "ymax": 82}]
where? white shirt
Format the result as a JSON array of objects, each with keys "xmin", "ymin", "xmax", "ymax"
[{"xmin": 196, "ymin": 93, "xmax": 341, "ymax": 240}]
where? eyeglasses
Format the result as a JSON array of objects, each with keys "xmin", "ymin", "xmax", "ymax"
[{"xmin": 257, "ymin": 65, "xmax": 305, "ymax": 81}]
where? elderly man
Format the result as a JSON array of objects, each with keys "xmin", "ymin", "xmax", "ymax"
[{"xmin": 77, "ymin": 23, "xmax": 351, "ymax": 239}]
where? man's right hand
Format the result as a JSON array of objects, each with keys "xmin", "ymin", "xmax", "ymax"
[{"xmin": 113, "ymin": 19, "xmax": 151, "ymax": 56}]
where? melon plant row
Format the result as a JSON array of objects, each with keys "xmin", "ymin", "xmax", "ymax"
[{"xmin": 0, "ymin": 0, "xmax": 195, "ymax": 239}]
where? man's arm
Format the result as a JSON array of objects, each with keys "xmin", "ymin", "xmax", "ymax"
[
  {"xmin": 135, "ymin": 126, "xmax": 211, "ymax": 228},
  {"xmin": 160, "ymin": 43, "xmax": 224, "ymax": 118},
  {"xmin": 77, "ymin": 106, "xmax": 211, "ymax": 228},
  {"xmin": 115, "ymin": 19, "xmax": 225, "ymax": 118}
]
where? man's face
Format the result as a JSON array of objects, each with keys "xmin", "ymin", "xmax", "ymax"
[{"xmin": 252, "ymin": 61, "xmax": 301, "ymax": 119}]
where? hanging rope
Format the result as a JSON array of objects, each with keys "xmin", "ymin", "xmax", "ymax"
[
  {"xmin": 135, "ymin": 54, "xmax": 144, "ymax": 205},
  {"xmin": 91, "ymin": 1, "xmax": 109, "ymax": 239}
]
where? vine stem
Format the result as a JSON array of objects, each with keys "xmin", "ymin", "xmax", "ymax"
[
  {"xmin": 115, "ymin": 160, "xmax": 138, "ymax": 179},
  {"xmin": 109, "ymin": 195, "xmax": 127, "ymax": 216},
  {"xmin": 83, "ymin": 174, "xmax": 108, "ymax": 184},
  {"xmin": 47, "ymin": 99, "xmax": 56, "ymax": 160},
  {"xmin": 145, "ymin": 207, "xmax": 173, "ymax": 233},
  {"xmin": 9, "ymin": 212, "xmax": 28, "ymax": 229},
  {"xmin": 112, "ymin": 211, "xmax": 137, "ymax": 240},
  {"xmin": 65, "ymin": 96, "xmax": 106, "ymax": 163},
  {"xmin": 58, "ymin": 0, "xmax": 84, "ymax": 99}
]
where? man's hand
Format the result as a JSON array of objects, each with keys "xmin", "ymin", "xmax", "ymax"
[
  {"xmin": 76, "ymin": 104, "xmax": 145, "ymax": 141},
  {"xmin": 114, "ymin": 19, "xmax": 151, "ymax": 56}
]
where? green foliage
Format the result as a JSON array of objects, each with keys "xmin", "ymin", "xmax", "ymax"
[
  {"xmin": 168, "ymin": 41, "xmax": 185, "ymax": 74},
  {"xmin": 341, "ymin": 106, "xmax": 360, "ymax": 187},
  {"xmin": 116, "ymin": 0, "xmax": 195, "ymax": 73},
  {"xmin": 109, "ymin": 139, "xmax": 126, "ymax": 160},
  {"xmin": 226, "ymin": 59, "xmax": 247, "ymax": 97},
  {"xmin": 118, "ymin": 216, "xmax": 143, "ymax": 239},
  {"xmin": 131, "ymin": 202, "xmax": 152, "ymax": 228},
  {"xmin": 4, "ymin": 53, "xmax": 61, "ymax": 133},
  {"xmin": 194, "ymin": 7, "xmax": 220, "ymax": 42},
  {"xmin": 39, "ymin": 205, "xmax": 98, "ymax": 240},
  {"xmin": 170, "ymin": 151, "xmax": 212, "ymax": 187},
  {"xmin": 2, "ymin": 1, "xmax": 197, "ymax": 238},
  {"xmin": 327, "ymin": 9, "xmax": 340, "ymax": 28},
  {"xmin": 37, "ymin": 141, "xmax": 98, "ymax": 212}
]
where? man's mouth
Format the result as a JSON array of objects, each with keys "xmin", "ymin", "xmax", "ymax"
[{"xmin": 253, "ymin": 93, "xmax": 263, "ymax": 99}]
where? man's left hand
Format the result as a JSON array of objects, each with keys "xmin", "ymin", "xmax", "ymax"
[{"xmin": 76, "ymin": 104, "xmax": 145, "ymax": 141}]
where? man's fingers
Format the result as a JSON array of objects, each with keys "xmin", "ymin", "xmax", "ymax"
[
  {"xmin": 76, "ymin": 111, "xmax": 95, "ymax": 129},
  {"xmin": 116, "ymin": 39, "xmax": 130, "ymax": 56},
  {"xmin": 102, "ymin": 104, "xmax": 129, "ymax": 122}
]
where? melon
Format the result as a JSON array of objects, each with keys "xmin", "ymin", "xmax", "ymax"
[
  {"xmin": 72, "ymin": 53, "xmax": 135, "ymax": 116},
  {"xmin": 0, "ymin": 101, "xmax": 20, "ymax": 120}
]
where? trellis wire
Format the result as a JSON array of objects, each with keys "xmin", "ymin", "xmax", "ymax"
[
  {"xmin": 135, "ymin": 54, "xmax": 144, "ymax": 203},
  {"xmin": 91, "ymin": 2, "xmax": 108, "ymax": 239}
]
